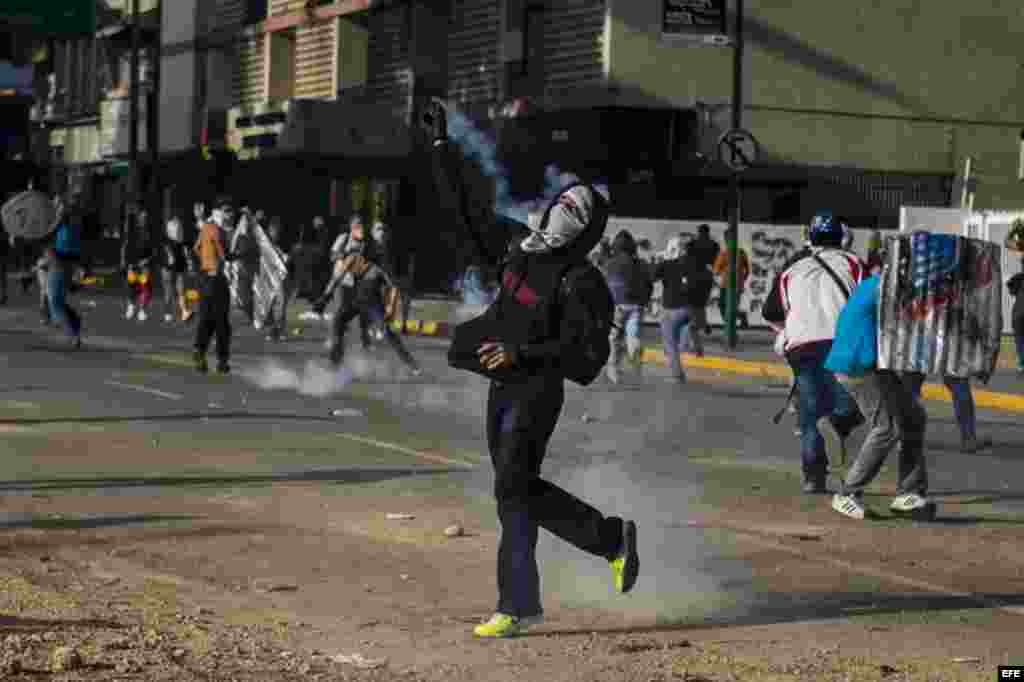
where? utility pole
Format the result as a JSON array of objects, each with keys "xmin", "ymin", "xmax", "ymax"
[
  {"xmin": 149, "ymin": 0, "xmax": 161, "ymax": 229},
  {"xmin": 129, "ymin": 0, "xmax": 140, "ymax": 215},
  {"xmin": 725, "ymin": 0, "xmax": 745, "ymax": 350}
]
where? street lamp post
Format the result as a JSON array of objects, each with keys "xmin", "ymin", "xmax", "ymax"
[
  {"xmin": 725, "ymin": 0, "xmax": 745, "ymax": 350},
  {"xmin": 129, "ymin": 0, "xmax": 139, "ymax": 211}
]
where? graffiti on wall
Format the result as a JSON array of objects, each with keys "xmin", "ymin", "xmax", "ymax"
[{"xmin": 746, "ymin": 230, "xmax": 800, "ymax": 318}]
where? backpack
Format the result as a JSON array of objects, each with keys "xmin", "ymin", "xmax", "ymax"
[
  {"xmin": 557, "ymin": 261, "xmax": 615, "ymax": 386},
  {"xmin": 53, "ymin": 222, "xmax": 81, "ymax": 261}
]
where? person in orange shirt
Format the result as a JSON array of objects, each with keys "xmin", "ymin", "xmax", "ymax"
[
  {"xmin": 712, "ymin": 228, "xmax": 750, "ymax": 329},
  {"xmin": 192, "ymin": 196, "xmax": 235, "ymax": 374}
]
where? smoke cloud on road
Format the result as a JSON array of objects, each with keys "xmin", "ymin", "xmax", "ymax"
[{"xmin": 240, "ymin": 351, "xmax": 411, "ymax": 398}]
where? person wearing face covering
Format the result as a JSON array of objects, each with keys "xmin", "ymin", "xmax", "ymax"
[
  {"xmin": 193, "ymin": 197, "xmax": 236, "ymax": 374},
  {"xmin": 426, "ymin": 102, "xmax": 638, "ymax": 640},
  {"xmin": 314, "ymin": 216, "xmax": 419, "ymax": 372}
]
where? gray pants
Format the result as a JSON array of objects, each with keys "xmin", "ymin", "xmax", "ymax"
[
  {"xmin": 161, "ymin": 269, "xmax": 184, "ymax": 315},
  {"xmin": 36, "ymin": 267, "xmax": 49, "ymax": 320},
  {"xmin": 264, "ymin": 282, "xmax": 292, "ymax": 338},
  {"xmin": 234, "ymin": 266, "xmax": 256, "ymax": 323},
  {"xmin": 839, "ymin": 370, "xmax": 928, "ymax": 496}
]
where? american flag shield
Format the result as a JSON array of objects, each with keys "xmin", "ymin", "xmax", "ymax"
[{"xmin": 877, "ymin": 231, "xmax": 1001, "ymax": 378}]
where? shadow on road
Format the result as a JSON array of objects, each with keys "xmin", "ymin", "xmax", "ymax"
[
  {"xmin": 0, "ymin": 615, "xmax": 125, "ymax": 632},
  {"xmin": 0, "ymin": 467, "xmax": 459, "ymax": 494},
  {"xmin": 0, "ymin": 513, "xmax": 197, "ymax": 531},
  {"xmin": 0, "ymin": 412, "xmax": 354, "ymax": 427},
  {"xmin": 524, "ymin": 592, "xmax": 1024, "ymax": 639}
]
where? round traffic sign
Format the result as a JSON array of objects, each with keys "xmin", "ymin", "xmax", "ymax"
[{"xmin": 718, "ymin": 128, "xmax": 760, "ymax": 173}]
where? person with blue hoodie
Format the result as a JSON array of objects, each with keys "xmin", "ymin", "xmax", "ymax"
[
  {"xmin": 820, "ymin": 269, "xmax": 935, "ymax": 521},
  {"xmin": 48, "ymin": 196, "xmax": 83, "ymax": 349}
]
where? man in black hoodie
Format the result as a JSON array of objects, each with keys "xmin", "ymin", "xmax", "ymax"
[
  {"xmin": 426, "ymin": 102, "xmax": 638, "ymax": 640},
  {"xmin": 603, "ymin": 229, "xmax": 653, "ymax": 383},
  {"xmin": 652, "ymin": 237, "xmax": 713, "ymax": 381}
]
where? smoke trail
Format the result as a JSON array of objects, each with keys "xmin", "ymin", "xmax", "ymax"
[{"xmin": 444, "ymin": 107, "xmax": 607, "ymax": 228}]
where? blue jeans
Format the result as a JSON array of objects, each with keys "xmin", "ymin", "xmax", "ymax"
[
  {"xmin": 904, "ymin": 372, "xmax": 975, "ymax": 442},
  {"xmin": 660, "ymin": 307, "xmax": 691, "ymax": 378},
  {"xmin": 787, "ymin": 342, "xmax": 858, "ymax": 480},
  {"xmin": 608, "ymin": 304, "xmax": 644, "ymax": 380},
  {"xmin": 47, "ymin": 263, "xmax": 81, "ymax": 338}
]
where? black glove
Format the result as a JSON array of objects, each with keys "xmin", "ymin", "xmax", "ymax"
[
  {"xmin": 421, "ymin": 100, "xmax": 448, "ymax": 144},
  {"xmin": 311, "ymin": 297, "xmax": 327, "ymax": 316}
]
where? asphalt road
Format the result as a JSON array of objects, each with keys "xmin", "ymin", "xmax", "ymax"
[{"xmin": 0, "ymin": 284, "xmax": 1019, "ymax": 518}]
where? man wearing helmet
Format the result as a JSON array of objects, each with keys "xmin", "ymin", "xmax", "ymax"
[{"xmin": 762, "ymin": 213, "xmax": 865, "ymax": 494}]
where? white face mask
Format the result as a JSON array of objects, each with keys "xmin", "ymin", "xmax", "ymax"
[{"xmin": 520, "ymin": 186, "xmax": 594, "ymax": 253}]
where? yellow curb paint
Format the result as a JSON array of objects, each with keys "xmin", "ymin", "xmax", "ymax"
[
  {"xmin": 421, "ymin": 321, "xmax": 438, "ymax": 335},
  {"xmin": 407, "ymin": 320, "xmax": 422, "ymax": 333},
  {"xmin": 639, "ymin": 347, "xmax": 1024, "ymax": 412}
]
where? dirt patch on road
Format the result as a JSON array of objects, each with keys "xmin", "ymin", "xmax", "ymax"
[{"xmin": 0, "ymin": 479, "xmax": 1020, "ymax": 681}]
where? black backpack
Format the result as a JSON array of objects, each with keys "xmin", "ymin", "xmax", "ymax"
[{"xmin": 557, "ymin": 262, "xmax": 615, "ymax": 386}]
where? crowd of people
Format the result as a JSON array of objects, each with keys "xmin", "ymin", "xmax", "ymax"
[{"xmin": 2, "ymin": 189, "xmax": 418, "ymax": 377}]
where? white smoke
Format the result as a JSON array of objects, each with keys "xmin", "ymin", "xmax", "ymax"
[
  {"xmin": 537, "ymin": 457, "xmax": 739, "ymax": 624},
  {"xmin": 240, "ymin": 351, "xmax": 410, "ymax": 398}
]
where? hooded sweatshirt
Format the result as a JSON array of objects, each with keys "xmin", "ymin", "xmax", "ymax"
[
  {"xmin": 824, "ymin": 274, "xmax": 880, "ymax": 378},
  {"xmin": 448, "ymin": 182, "xmax": 611, "ymax": 384},
  {"xmin": 654, "ymin": 246, "xmax": 713, "ymax": 310},
  {"xmin": 603, "ymin": 231, "xmax": 653, "ymax": 305}
]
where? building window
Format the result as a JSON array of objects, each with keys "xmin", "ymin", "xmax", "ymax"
[
  {"xmin": 268, "ymin": 30, "xmax": 296, "ymax": 100},
  {"xmin": 336, "ymin": 15, "xmax": 369, "ymax": 98}
]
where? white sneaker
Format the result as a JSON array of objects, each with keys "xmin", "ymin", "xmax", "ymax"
[
  {"xmin": 890, "ymin": 493, "xmax": 937, "ymax": 520},
  {"xmin": 832, "ymin": 493, "xmax": 867, "ymax": 520},
  {"xmin": 125, "ymin": 304, "xmax": 136, "ymax": 320},
  {"xmin": 164, "ymin": 313, "xmax": 173, "ymax": 323},
  {"xmin": 137, "ymin": 309, "xmax": 148, "ymax": 322},
  {"xmin": 254, "ymin": 319, "xmax": 263, "ymax": 330}
]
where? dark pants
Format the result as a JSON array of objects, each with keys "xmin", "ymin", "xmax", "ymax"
[
  {"xmin": 194, "ymin": 274, "xmax": 231, "ymax": 362},
  {"xmin": 1014, "ymin": 313, "xmax": 1024, "ymax": 370},
  {"xmin": 329, "ymin": 299, "xmax": 417, "ymax": 369},
  {"xmin": 487, "ymin": 376, "xmax": 623, "ymax": 618}
]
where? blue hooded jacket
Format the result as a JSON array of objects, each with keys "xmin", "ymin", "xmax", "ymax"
[{"xmin": 824, "ymin": 273, "xmax": 880, "ymax": 378}]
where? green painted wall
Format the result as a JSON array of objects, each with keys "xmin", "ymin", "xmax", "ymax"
[{"xmin": 607, "ymin": 0, "xmax": 1024, "ymax": 208}]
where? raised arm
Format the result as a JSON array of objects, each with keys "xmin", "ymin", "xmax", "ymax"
[{"xmin": 423, "ymin": 101, "xmax": 503, "ymax": 268}]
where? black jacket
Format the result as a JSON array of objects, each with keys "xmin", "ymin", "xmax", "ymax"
[
  {"xmin": 432, "ymin": 137, "xmax": 611, "ymax": 383},
  {"xmin": 603, "ymin": 252, "xmax": 653, "ymax": 305},
  {"xmin": 689, "ymin": 235, "xmax": 720, "ymax": 271},
  {"xmin": 654, "ymin": 255, "xmax": 713, "ymax": 309},
  {"xmin": 1009, "ymin": 273, "xmax": 1024, "ymax": 320}
]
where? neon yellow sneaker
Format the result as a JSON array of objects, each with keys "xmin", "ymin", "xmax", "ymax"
[
  {"xmin": 472, "ymin": 613, "xmax": 542, "ymax": 639},
  {"xmin": 610, "ymin": 520, "xmax": 639, "ymax": 594}
]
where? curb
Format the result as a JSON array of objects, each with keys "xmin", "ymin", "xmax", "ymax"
[{"xmin": 392, "ymin": 318, "xmax": 1024, "ymax": 414}]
